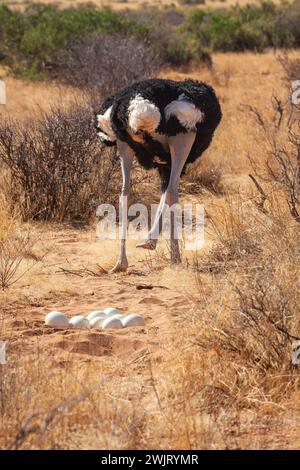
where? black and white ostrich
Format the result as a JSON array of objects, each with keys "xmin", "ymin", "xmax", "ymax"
[{"xmin": 96, "ymin": 78, "xmax": 222, "ymax": 272}]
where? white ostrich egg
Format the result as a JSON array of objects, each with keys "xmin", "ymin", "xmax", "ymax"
[
  {"xmin": 87, "ymin": 311, "xmax": 106, "ymax": 322},
  {"xmin": 89, "ymin": 317, "xmax": 105, "ymax": 329},
  {"xmin": 45, "ymin": 311, "xmax": 69, "ymax": 329},
  {"xmin": 102, "ymin": 317, "xmax": 123, "ymax": 330},
  {"xmin": 104, "ymin": 307, "xmax": 122, "ymax": 317},
  {"xmin": 69, "ymin": 316, "xmax": 90, "ymax": 329},
  {"xmin": 121, "ymin": 314, "xmax": 145, "ymax": 328},
  {"xmin": 110, "ymin": 314, "xmax": 125, "ymax": 320}
]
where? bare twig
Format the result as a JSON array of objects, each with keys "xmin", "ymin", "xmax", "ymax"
[
  {"xmin": 56, "ymin": 264, "xmax": 107, "ymax": 277},
  {"xmin": 249, "ymin": 174, "xmax": 268, "ymax": 214},
  {"xmin": 135, "ymin": 283, "xmax": 169, "ymax": 290}
]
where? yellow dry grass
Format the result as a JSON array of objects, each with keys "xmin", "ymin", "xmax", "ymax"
[{"xmin": 0, "ymin": 50, "xmax": 300, "ymax": 449}]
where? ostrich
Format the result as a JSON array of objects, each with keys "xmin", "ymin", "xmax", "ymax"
[{"xmin": 96, "ymin": 78, "xmax": 222, "ymax": 273}]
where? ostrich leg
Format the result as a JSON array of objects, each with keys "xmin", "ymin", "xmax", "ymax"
[
  {"xmin": 166, "ymin": 132, "xmax": 196, "ymax": 263},
  {"xmin": 110, "ymin": 141, "xmax": 134, "ymax": 273},
  {"xmin": 137, "ymin": 132, "xmax": 196, "ymax": 263},
  {"xmin": 136, "ymin": 190, "xmax": 167, "ymax": 250}
]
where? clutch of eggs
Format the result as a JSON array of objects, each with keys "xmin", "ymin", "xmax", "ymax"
[{"xmin": 45, "ymin": 308, "xmax": 145, "ymax": 330}]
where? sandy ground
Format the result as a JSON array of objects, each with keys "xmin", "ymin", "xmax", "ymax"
[{"xmin": 2, "ymin": 226, "xmax": 196, "ymax": 363}]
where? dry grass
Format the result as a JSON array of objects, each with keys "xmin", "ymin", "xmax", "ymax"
[
  {"xmin": 0, "ymin": 200, "xmax": 44, "ymax": 290},
  {"xmin": 0, "ymin": 50, "xmax": 300, "ymax": 449}
]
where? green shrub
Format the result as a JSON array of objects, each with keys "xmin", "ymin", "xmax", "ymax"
[
  {"xmin": 151, "ymin": 31, "xmax": 194, "ymax": 66},
  {"xmin": 1, "ymin": 1, "xmax": 300, "ymax": 81},
  {"xmin": 126, "ymin": 7, "xmax": 209, "ymax": 67},
  {"xmin": 0, "ymin": 5, "xmax": 26, "ymax": 49},
  {"xmin": 0, "ymin": 4, "xmax": 150, "ymax": 79},
  {"xmin": 186, "ymin": 0, "xmax": 300, "ymax": 52}
]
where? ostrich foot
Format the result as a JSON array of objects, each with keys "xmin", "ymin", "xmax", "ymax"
[
  {"xmin": 136, "ymin": 240, "xmax": 157, "ymax": 250},
  {"xmin": 109, "ymin": 258, "xmax": 128, "ymax": 273}
]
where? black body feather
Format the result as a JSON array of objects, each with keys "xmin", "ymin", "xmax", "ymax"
[{"xmin": 95, "ymin": 78, "xmax": 222, "ymax": 190}]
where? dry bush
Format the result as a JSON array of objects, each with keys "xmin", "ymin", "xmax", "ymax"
[
  {"xmin": 0, "ymin": 343, "xmax": 110, "ymax": 448},
  {"xmin": 183, "ymin": 162, "xmax": 224, "ymax": 195},
  {"xmin": 0, "ymin": 195, "xmax": 10, "ymax": 240},
  {"xmin": 0, "ymin": 327, "xmax": 261, "ymax": 450},
  {"xmin": 186, "ymin": 60, "xmax": 300, "ymax": 405},
  {"xmin": 232, "ymin": 256, "xmax": 300, "ymax": 370},
  {"xmin": 190, "ymin": 182, "xmax": 300, "ymax": 417},
  {"xmin": 1, "ymin": 338, "xmax": 213, "ymax": 449},
  {"xmin": 199, "ymin": 233, "xmax": 299, "ymax": 371},
  {"xmin": 193, "ymin": 194, "xmax": 262, "ymax": 276},
  {"xmin": 0, "ymin": 225, "xmax": 39, "ymax": 290},
  {"xmin": 0, "ymin": 202, "xmax": 42, "ymax": 290},
  {"xmin": 55, "ymin": 33, "xmax": 161, "ymax": 97},
  {"xmin": 246, "ymin": 75, "xmax": 300, "ymax": 223},
  {"xmin": 279, "ymin": 53, "xmax": 300, "ymax": 83},
  {"xmin": 0, "ymin": 102, "xmax": 121, "ymax": 222},
  {"xmin": 198, "ymin": 280, "xmax": 299, "ymax": 390}
]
